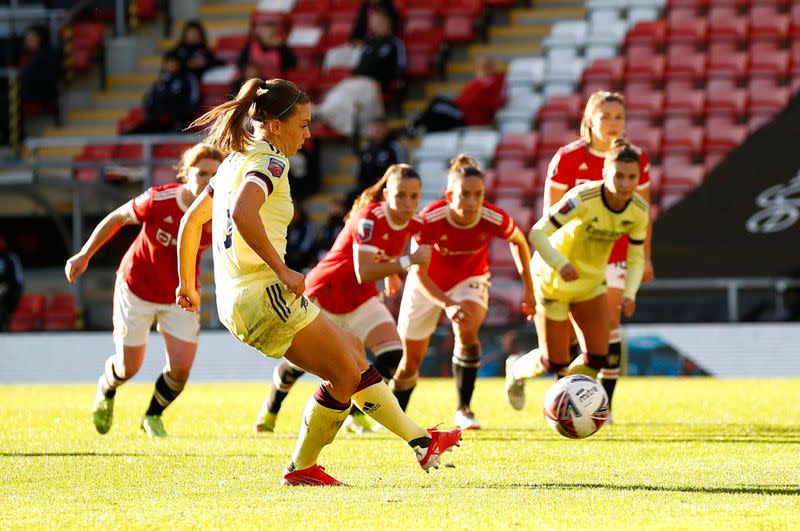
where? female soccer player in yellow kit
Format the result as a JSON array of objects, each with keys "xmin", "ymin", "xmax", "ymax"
[
  {"xmin": 505, "ymin": 139, "xmax": 649, "ymax": 402},
  {"xmin": 175, "ymin": 78, "xmax": 460, "ymax": 486}
]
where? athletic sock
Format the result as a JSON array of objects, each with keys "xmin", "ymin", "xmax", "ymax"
[
  {"xmin": 372, "ymin": 343, "xmax": 403, "ymax": 380},
  {"xmin": 145, "ymin": 371, "xmax": 186, "ymax": 416},
  {"xmin": 391, "ymin": 386, "xmax": 415, "ymax": 411},
  {"xmin": 98, "ymin": 356, "xmax": 129, "ymax": 399},
  {"xmin": 262, "ymin": 361, "xmax": 306, "ymax": 416},
  {"xmin": 389, "ymin": 372, "xmax": 418, "ymax": 411},
  {"xmin": 452, "ymin": 344, "xmax": 480, "ymax": 409},
  {"xmin": 599, "ymin": 329, "xmax": 622, "ymax": 406},
  {"xmin": 288, "ymin": 385, "xmax": 350, "ymax": 471},
  {"xmin": 351, "ymin": 366, "xmax": 428, "ymax": 443}
]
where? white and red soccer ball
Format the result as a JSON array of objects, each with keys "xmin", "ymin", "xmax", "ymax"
[{"xmin": 543, "ymin": 374, "xmax": 609, "ymax": 439}]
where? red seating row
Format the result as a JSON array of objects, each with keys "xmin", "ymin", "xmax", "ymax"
[
  {"xmin": 73, "ymin": 141, "xmax": 193, "ymax": 182},
  {"xmin": 10, "ymin": 294, "xmax": 77, "ymax": 332}
]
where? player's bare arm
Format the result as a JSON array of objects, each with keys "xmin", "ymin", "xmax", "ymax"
[
  {"xmin": 353, "ymin": 244, "xmax": 430, "ymax": 284},
  {"xmin": 176, "ymin": 189, "xmax": 213, "ymax": 312},
  {"xmin": 65, "ymin": 200, "xmax": 139, "ymax": 284},
  {"xmin": 506, "ymin": 227, "xmax": 535, "ymax": 313}
]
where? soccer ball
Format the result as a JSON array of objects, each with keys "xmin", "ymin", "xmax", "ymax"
[{"xmin": 543, "ymin": 374, "xmax": 609, "ymax": 439}]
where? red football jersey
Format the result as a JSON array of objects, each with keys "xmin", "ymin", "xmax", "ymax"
[
  {"xmin": 546, "ymin": 139, "xmax": 650, "ymax": 262},
  {"xmin": 118, "ymin": 183, "xmax": 212, "ymax": 304},
  {"xmin": 305, "ymin": 202, "xmax": 422, "ymax": 314},
  {"xmin": 417, "ymin": 200, "xmax": 516, "ymax": 291}
]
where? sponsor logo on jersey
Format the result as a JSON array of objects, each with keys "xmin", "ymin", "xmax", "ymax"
[
  {"xmin": 267, "ymin": 157, "xmax": 286, "ymax": 178},
  {"xmin": 358, "ymin": 219, "xmax": 375, "ymax": 243},
  {"xmin": 156, "ymin": 228, "xmax": 176, "ymax": 247}
]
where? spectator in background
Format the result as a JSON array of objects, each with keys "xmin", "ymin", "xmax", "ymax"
[
  {"xmin": 316, "ymin": 8, "xmax": 405, "ymax": 137},
  {"xmin": 237, "ymin": 20, "xmax": 297, "ymax": 80},
  {"xmin": 19, "ymin": 25, "xmax": 60, "ymax": 107},
  {"xmin": 127, "ymin": 50, "xmax": 200, "ymax": 134},
  {"xmin": 356, "ymin": 116, "xmax": 406, "ymax": 193},
  {"xmin": 0, "ymin": 234, "xmax": 23, "ymax": 331},
  {"xmin": 350, "ymin": 0, "xmax": 401, "ymax": 43},
  {"xmin": 315, "ymin": 200, "xmax": 347, "ymax": 261},
  {"xmin": 409, "ymin": 56, "xmax": 506, "ymax": 134},
  {"xmin": 288, "ymin": 140, "xmax": 321, "ymax": 201},
  {"xmin": 170, "ymin": 20, "xmax": 222, "ymax": 80},
  {"xmin": 284, "ymin": 203, "xmax": 317, "ymax": 273}
]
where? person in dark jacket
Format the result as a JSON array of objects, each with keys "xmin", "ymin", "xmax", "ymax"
[
  {"xmin": 284, "ymin": 203, "xmax": 317, "ymax": 272},
  {"xmin": 356, "ymin": 116, "xmax": 406, "ymax": 192},
  {"xmin": 350, "ymin": 0, "xmax": 401, "ymax": 43},
  {"xmin": 0, "ymin": 234, "xmax": 23, "ymax": 331},
  {"xmin": 169, "ymin": 20, "xmax": 223, "ymax": 79},
  {"xmin": 127, "ymin": 50, "xmax": 200, "ymax": 134},
  {"xmin": 19, "ymin": 25, "xmax": 60, "ymax": 106}
]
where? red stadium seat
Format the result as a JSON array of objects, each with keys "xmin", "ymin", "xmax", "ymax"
[
  {"xmin": 289, "ymin": 0, "xmax": 329, "ymax": 27},
  {"xmin": 535, "ymin": 122, "xmax": 575, "ymax": 158},
  {"xmin": 625, "ymin": 20, "xmax": 666, "ymax": 48},
  {"xmin": 200, "ymin": 83, "xmax": 232, "ymax": 110},
  {"xmin": 666, "ymin": 45, "xmax": 707, "ymax": 81},
  {"xmin": 625, "ymin": 90, "xmax": 665, "ymax": 121},
  {"xmin": 705, "ymin": 89, "xmax": 748, "ymax": 119},
  {"xmin": 250, "ymin": 11, "xmax": 287, "ymax": 28},
  {"xmin": 581, "ymin": 57, "xmax": 625, "ymax": 87},
  {"xmin": 443, "ymin": 0, "xmax": 483, "ymax": 17},
  {"xmin": 705, "ymin": 123, "xmax": 748, "ymax": 153},
  {"xmin": 662, "ymin": 126, "xmax": 705, "ymax": 156},
  {"xmin": 9, "ymin": 294, "xmax": 46, "ymax": 332},
  {"xmin": 666, "ymin": 17, "xmax": 707, "ymax": 46},
  {"xmin": 285, "ymin": 66, "xmax": 321, "ymax": 98},
  {"xmin": 397, "ymin": 0, "xmax": 445, "ymax": 18},
  {"xmin": 495, "ymin": 133, "xmax": 538, "ymax": 163},
  {"xmin": 536, "ymin": 95, "xmax": 583, "ymax": 123},
  {"xmin": 214, "ymin": 35, "xmax": 249, "ymax": 64},
  {"xmin": 646, "ymin": 165, "xmax": 663, "ymax": 199},
  {"xmin": 317, "ymin": 67, "xmax": 353, "ymax": 98},
  {"xmin": 117, "ymin": 144, "xmax": 144, "ymax": 161},
  {"xmin": 154, "ymin": 143, "xmax": 193, "ymax": 160},
  {"xmin": 627, "ymin": 126, "xmax": 663, "ymax": 159},
  {"xmin": 488, "ymin": 238, "xmax": 516, "ymax": 274},
  {"xmin": 790, "ymin": 41, "xmax": 800, "ymax": 75},
  {"xmin": 625, "ymin": 52, "xmax": 665, "ymax": 83},
  {"xmin": 749, "ymin": 86, "xmax": 791, "ymax": 118},
  {"xmin": 749, "ymin": 48, "xmax": 790, "ymax": 79},
  {"xmin": 664, "ymin": 90, "xmax": 706, "ymax": 119},
  {"xmin": 43, "ymin": 294, "xmax": 77, "ymax": 331},
  {"xmin": 707, "ymin": 15, "xmax": 749, "ymax": 45},
  {"xmin": 706, "ymin": 51, "xmax": 748, "ymax": 82},
  {"xmin": 750, "ymin": 10, "xmax": 789, "ymax": 43},
  {"xmin": 117, "ymin": 107, "xmax": 146, "ymax": 135},
  {"xmin": 661, "ymin": 164, "xmax": 704, "ymax": 195},
  {"xmin": 444, "ymin": 14, "xmax": 475, "ymax": 44},
  {"xmin": 74, "ymin": 144, "xmax": 118, "ymax": 182},
  {"xmin": 494, "ymin": 168, "xmax": 539, "ymax": 200}
]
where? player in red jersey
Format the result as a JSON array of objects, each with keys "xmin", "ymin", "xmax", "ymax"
[
  {"xmin": 393, "ymin": 154, "xmax": 535, "ymax": 430},
  {"xmin": 65, "ymin": 143, "xmax": 225, "ymax": 438},
  {"xmin": 253, "ymin": 164, "xmax": 432, "ymax": 434},
  {"xmin": 507, "ymin": 91, "xmax": 654, "ymax": 419}
]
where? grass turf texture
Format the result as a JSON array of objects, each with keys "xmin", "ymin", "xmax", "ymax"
[{"xmin": 2, "ymin": 378, "xmax": 799, "ymax": 529}]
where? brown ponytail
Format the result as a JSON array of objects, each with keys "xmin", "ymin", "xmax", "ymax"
[
  {"xmin": 346, "ymin": 163, "xmax": 421, "ymax": 220},
  {"xmin": 189, "ymin": 78, "xmax": 309, "ymax": 154},
  {"xmin": 446, "ymin": 153, "xmax": 484, "ymax": 191}
]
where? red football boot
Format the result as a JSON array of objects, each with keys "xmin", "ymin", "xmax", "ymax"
[
  {"xmin": 281, "ymin": 465, "xmax": 347, "ymax": 486},
  {"xmin": 417, "ymin": 427, "xmax": 462, "ymax": 471}
]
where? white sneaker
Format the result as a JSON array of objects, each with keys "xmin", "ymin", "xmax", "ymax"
[
  {"xmin": 454, "ymin": 407, "xmax": 481, "ymax": 430},
  {"xmin": 504, "ymin": 354, "xmax": 526, "ymax": 410}
]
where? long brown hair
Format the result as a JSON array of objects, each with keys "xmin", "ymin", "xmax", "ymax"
[
  {"xmin": 347, "ymin": 163, "xmax": 421, "ymax": 220},
  {"xmin": 175, "ymin": 142, "xmax": 225, "ymax": 182},
  {"xmin": 580, "ymin": 90, "xmax": 625, "ymax": 145},
  {"xmin": 189, "ymin": 78, "xmax": 309, "ymax": 154},
  {"xmin": 446, "ymin": 153, "xmax": 484, "ymax": 191}
]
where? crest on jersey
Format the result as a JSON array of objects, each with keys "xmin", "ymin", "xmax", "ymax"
[
  {"xmin": 267, "ymin": 157, "xmax": 286, "ymax": 178},
  {"xmin": 558, "ymin": 198, "xmax": 577, "ymax": 215},
  {"xmin": 357, "ymin": 219, "xmax": 375, "ymax": 243}
]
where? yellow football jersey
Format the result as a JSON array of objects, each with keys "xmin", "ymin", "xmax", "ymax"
[
  {"xmin": 208, "ymin": 140, "xmax": 293, "ymax": 292},
  {"xmin": 530, "ymin": 180, "xmax": 649, "ymax": 298}
]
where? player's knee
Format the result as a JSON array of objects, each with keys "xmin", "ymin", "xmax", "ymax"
[
  {"xmin": 373, "ymin": 348, "xmax": 403, "ymax": 380},
  {"xmin": 452, "ymin": 343, "xmax": 481, "ymax": 368},
  {"xmin": 167, "ymin": 368, "xmax": 191, "ymax": 383}
]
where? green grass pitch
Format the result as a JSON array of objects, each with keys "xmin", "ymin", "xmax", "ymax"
[{"xmin": 2, "ymin": 378, "xmax": 799, "ymax": 529}]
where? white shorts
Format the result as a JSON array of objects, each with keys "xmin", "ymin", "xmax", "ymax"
[
  {"xmin": 397, "ymin": 272, "xmax": 490, "ymax": 341},
  {"xmin": 605, "ymin": 261, "xmax": 627, "ymax": 290},
  {"xmin": 113, "ymin": 276, "xmax": 200, "ymax": 348},
  {"xmin": 317, "ymin": 296, "xmax": 396, "ymax": 343}
]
